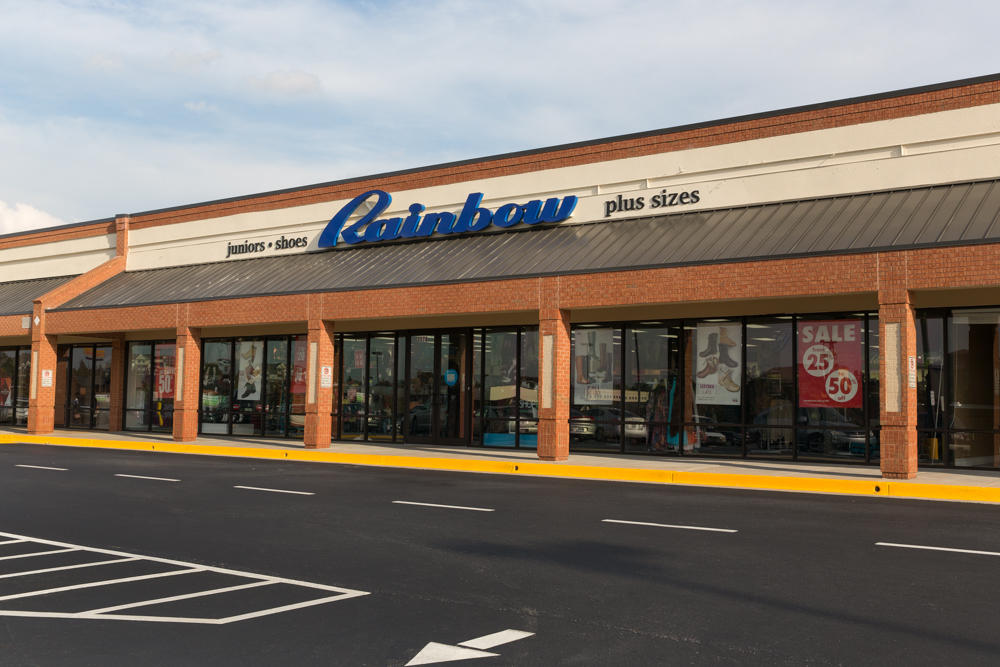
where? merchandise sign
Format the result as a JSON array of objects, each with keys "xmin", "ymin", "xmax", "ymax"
[
  {"xmin": 695, "ymin": 323, "xmax": 741, "ymax": 406},
  {"xmin": 797, "ymin": 320, "xmax": 862, "ymax": 408},
  {"xmin": 318, "ymin": 189, "xmax": 578, "ymax": 248}
]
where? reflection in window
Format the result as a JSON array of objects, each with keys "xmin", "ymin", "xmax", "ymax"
[{"xmin": 571, "ymin": 327, "xmax": 622, "ymax": 451}]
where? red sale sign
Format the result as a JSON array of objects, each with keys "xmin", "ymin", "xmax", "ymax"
[{"xmin": 798, "ymin": 320, "xmax": 862, "ymax": 408}]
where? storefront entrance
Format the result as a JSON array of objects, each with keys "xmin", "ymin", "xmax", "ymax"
[
  {"xmin": 403, "ymin": 331, "xmax": 471, "ymax": 444},
  {"xmin": 57, "ymin": 344, "xmax": 112, "ymax": 430}
]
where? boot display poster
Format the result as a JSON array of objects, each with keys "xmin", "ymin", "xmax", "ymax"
[
  {"xmin": 573, "ymin": 328, "xmax": 615, "ymax": 404},
  {"xmin": 695, "ymin": 323, "xmax": 741, "ymax": 405},
  {"xmin": 798, "ymin": 320, "xmax": 862, "ymax": 408},
  {"xmin": 236, "ymin": 341, "xmax": 263, "ymax": 401}
]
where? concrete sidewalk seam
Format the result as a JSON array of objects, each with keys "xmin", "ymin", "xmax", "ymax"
[{"xmin": 3, "ymin": 434, "xmax": 999, "ymax": 504}]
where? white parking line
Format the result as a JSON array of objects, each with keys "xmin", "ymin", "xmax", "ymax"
[
  {"xmin": 0, "ymin": 548, "xmax": 78, "ymax": 561},
  {"xmin": 602, "ymin": 519, "xmax": 738, "ymax": 533},
  {"xmin": 83, "ymin": 580, "xmax": 274, "ymax": 614},
  {"xmin": 0, "ymin": 530, "xmax": 369, "ymax": 625},
  {"xmin": 115, "ymin": 474, "xmax": 180, "ymax": 482},
  {"xmin": 233, "ymin": 485, "xmax": 314, "ymax": 496},
  {"xmin": 876, "ymin": 542, "xmax": 1000, "ymax": 557},
  {"xmin": 15, "ymin": 464, "xmax": 67, "ymax": 471},
  {"xmin": 0, "ymin": 557, "xmax": 138, "ymax": 580},
  {"xmin": 0, "ymin": 539, "xmax": 26, "ymax": 545},
  {"xmin": 0, "ymin": 568, "xmax": 201, "ymax": 602},
  {"xmin": 393, "ymin": 501, "xmax": 495, "ymax": 512}
]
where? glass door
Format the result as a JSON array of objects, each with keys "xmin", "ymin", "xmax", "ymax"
[{"xmin": 404, "ymin": 331, "xmax": 471, "ymax": 445}]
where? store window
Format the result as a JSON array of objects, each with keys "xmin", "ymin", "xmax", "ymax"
[
  {"xmin": 916, "ymin": 313, "xmax": 945, "ymax": 464},
  {"xmin": 483, "ymin": 330, "xmax": 518, "ymax": 446},
  {"xmin": 949, "ymin": 310, "xmax": 1000, "ymax": 468},
  {"xmin": 0, "ymin": 348, "xmax": 30, "ymax": 426},
  {"xmin": 124, "ymin": 341, "xmax": 175, "ymax": 433},
  {"xmin": 685, "ymin": 320, "xmax": 743, "ymax": 456},
  {"xmin": 519, "ymin": 331, "xmax": 539, "ymax": 448},
  {"xmin": 368, "ymin": 335, "xmax": 396, "ymax": 441},
  {"xmin": 571, "ymin": 326, "xmax": 622, "ymax": 451},
  {"xmin": 201, "ymin": 340, "xmax": 232, "ymax": 435},
  {"xmin": 795, "ymin": 316, "xmax": 867, "ymax": 461},
  {"xmin": 62, "ymin": 344, "xmax": 112, "ymax": 431},
  {"xmin": 340, "ymin": 336, "xmax": 366, "ymax": 439},
  {"xmin": 288, "ymin": 336, "xmax": 308, "ymax": 437},
  {"xmin": 624, "ymin": 324, "xmax": 681, "ymax": 454},
  {"xmin": 744, "ymin": 318, "xmax": 794, "ymax": 459}
]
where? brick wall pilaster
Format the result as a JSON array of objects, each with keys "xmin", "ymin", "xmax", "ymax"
[
  {"xmin": 878, "ymin": 253, "xmax": 918, "ymax": 479},
  {"xmin": 537, "ymin": 281, "xmax": 570, "ymax": 461},
  {"xmin": 27, "ymin": 303, "xmax": 56, "ymax": 434},
  {"xmin": 305, "ymin": 319, "xmax": 336, "ymax": 448},
  {"xmin": 108, "ymin": 334, "xmax": 125, "ymax": 431},
  {"xmin": 173, "ymin": 326, "xmax": 201, "ymax": 441}
]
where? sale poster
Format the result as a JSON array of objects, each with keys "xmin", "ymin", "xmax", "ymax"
[
  {"xmin": 153, "ymin": 348, "xmax": 175, "ymax": 400},
  {"xmin": 798, "ymin": 320, "xmax": 862, "ymax": 408}
]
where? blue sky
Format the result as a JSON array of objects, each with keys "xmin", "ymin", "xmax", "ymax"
[{"xmin": 1, "ymin": 0, "xmax": 998, "ymax": 234}]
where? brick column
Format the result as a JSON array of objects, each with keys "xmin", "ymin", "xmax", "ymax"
[
  {"xmin": 878, "ymin": 254, "xmax": 918, "ymax": 479},
  {"xmin": 173, "ymin": 326, "xmax": 201, "ymax": 442},
  {"xmin": 537, "ymin": 303, "xmax": 571, "ymax": 461},
  {"xmin": 108, "ymin": 334, "xmax": 126, "ymax": 432},
  {"xmin": 304, "ymin": 319, "xmax": 336, "ymax": 448},
  {"xmin": 27, "ymin": 303, "xmax": 56, "ymax": 434}
]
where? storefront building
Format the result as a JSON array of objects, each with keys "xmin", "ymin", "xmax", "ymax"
[{"xmin": 4, "ymin": 74, "xmax": 1000, "ymax": 479}]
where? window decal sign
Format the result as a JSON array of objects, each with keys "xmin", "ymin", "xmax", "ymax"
[
  {"xmin": 317, "ymin": 190, "xmax": 578, "ymax": 248},
  {"xmin": 695, "ymin": 323, "xmax": 741, "ymax": 406},
  {"xmin": 798, "ymin": 320, "xmax": 862, "ymax": 408}
]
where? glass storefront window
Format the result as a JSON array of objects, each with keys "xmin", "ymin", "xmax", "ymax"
[
  {"xmin": 341, "ymin": 336, "xmax": 366, "ymax": 439},
  {"xmin": 624, "ymin": 324, "xmax": 681, "ymax": 454},
  {"xmin": 288, "ymin": 336, "xmax": 308, "ymax": 437},
  {"xmin": 368, "ymin": 336, "xmax": 395, "ymax": 441},
  {"xmin": 15, "ymin": 349, "xmax": 30, "ymax": 426},
  {"xmin": 125, "ymin": 343, "xmax": 152, "ymax": 430},
  {"xmin": 0, "ymin": 349, "xmax": 16, "ymax": 425},
  {"xmin": 483, "ymin": 331, "xmax": 518, "ymax": 447},
  {"xmin": 571, "ymin": 326, "xmax": 622, "ymax": 451},
  {"xmin": 519, "ymin": 331, "xmax": 539, "ymax": 448},
  {"xmin": 264, "ymin": 339, "xmax": 288, "ymax": 437},
  {"xmin": 685, "ymin": 320, "xmax": 742, "ymax": 456},
  {"xmin": 916, "ymin": 314, "xmax": 944, "ymax": 464},
  {"xmin": 201, "ymin": 341, "xmax": 232, "ymax": 434},
  {"xmin": 795, "ymin": 316, "xmax": 865, "ymax": 461},
  {"xmin": 69, "ymin": 347, "xmax": 93, "ymax": 428},
  {"xmin": 745, "ymin": 318, "xmax": 794, "ymax": 458},
  {"xmin": 949, "ymin": 310, "xmax": 1000, "ymax": 468}
]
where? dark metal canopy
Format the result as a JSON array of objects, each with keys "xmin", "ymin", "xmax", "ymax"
[
  {"xmin": 54, "ymin": 178, "xmax": 1000, "ymax": 311},
  {"xmin": 0, "ymin": 275, "xmax": 76, "ymax": 316}
]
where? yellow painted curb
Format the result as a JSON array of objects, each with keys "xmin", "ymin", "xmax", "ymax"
[{"xmin": 2, "ymin": 433, "xmax": 999, "ymax": 504}]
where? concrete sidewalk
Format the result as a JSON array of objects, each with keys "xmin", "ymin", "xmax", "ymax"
[{"xmin": 3, "ymin": 427, "xmax": 1000, "ymax": 504}]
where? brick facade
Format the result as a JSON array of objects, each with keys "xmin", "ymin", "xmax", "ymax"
[{"xmin": 6, "ymin": 75, "xmax": 1000, "ymax": 478}]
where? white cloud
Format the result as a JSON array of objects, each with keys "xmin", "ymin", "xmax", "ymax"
[
  {"xmin": 247, "ymin": 70, "xmax": 322, "ymax": 96},
  {"xmin": 184, "ymin": 100, "xmax": 219, "ymax": 113},
  {"xmin": 0, "ymin": 201, "xmax": 66, "ymax": 235}
]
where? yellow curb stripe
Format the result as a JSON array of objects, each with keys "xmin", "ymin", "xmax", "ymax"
[{"xmin": 2, "ymin": 433, "xmax": 999, "ymax": 504}]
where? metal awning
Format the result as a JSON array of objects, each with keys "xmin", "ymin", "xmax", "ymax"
[
  {"xmin": 0, "ymin": 275, "xmax": 76, "ymax": 316},
  {"xmin": 55, "ymin": 178, "xmax": 1000, "ymax": 311}
]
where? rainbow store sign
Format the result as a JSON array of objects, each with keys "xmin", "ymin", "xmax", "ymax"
[{"xmin": 318, "ymin": 190, "xmax": 578, "ymax": 247}]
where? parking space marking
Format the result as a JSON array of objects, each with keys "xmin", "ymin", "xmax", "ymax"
[
  {"xmin": 393, "ymin": 501, "xmax": 495, "ymax": 512},
  {"xmin": 876, "ymin": 542, "xmax": 1000, "ymax": 557},
  {"xmin": 115, "ymin": 474, "xmax": 180, "ymax": 482},
  {"xmin": 0, "ymin": 568, "xmax": 201, "ymax": 602},
  {"xmin": 0, "ymin": 557, "xmax": 138, "ymax": 580},
  {"xmin": 602, "ymin": 519, "xmax": 738, "ymax": 533},
  {"xmin": 0, "ymin": 530, "xmax": 369, "ymax": 624},
  {"xmin": 15, "ymin": 465, "xmax": 67, "ymax": 471},
  {"xmin": 0, "ymin": 538, "xmax": 26, "ymax": 545},
  {"xmin": 0, "ymin": 548, "xmax": 78, "ymax": 561},
  {"xmin": 233, "ymin": 485, "xmax": 315, "ymax": 496}
]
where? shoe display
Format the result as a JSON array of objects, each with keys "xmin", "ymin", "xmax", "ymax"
[
  {"xmin": 700, "ymin": 333, "xmax": 718, "ymax": 358},
  {"xmin": 241, "ymin": 382, "xmax": 256, "ymax": 399},
  {"xmin": 719, "ymin": 367, "xmax": 740, "ymax": 392},
  {"xmin": 696, "ymin": 356, "xmax": 718, "ymax": 378},
  {"xmin": 718, "ymin": 327, "xmax": 737, "ymax": 347},
  {"xmin": 718, "ymin": 344, "xmax": 739, "ymax": 368}
]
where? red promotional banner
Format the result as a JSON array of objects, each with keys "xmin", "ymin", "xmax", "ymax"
[{"xmin": 798, "ymin": 320, "xmax": 862, "ymax": 408}]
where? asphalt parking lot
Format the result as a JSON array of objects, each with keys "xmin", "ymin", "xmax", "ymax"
[{"xmin": 3, "ymin": 442, "xmax": 1000, "ymax": 666}]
